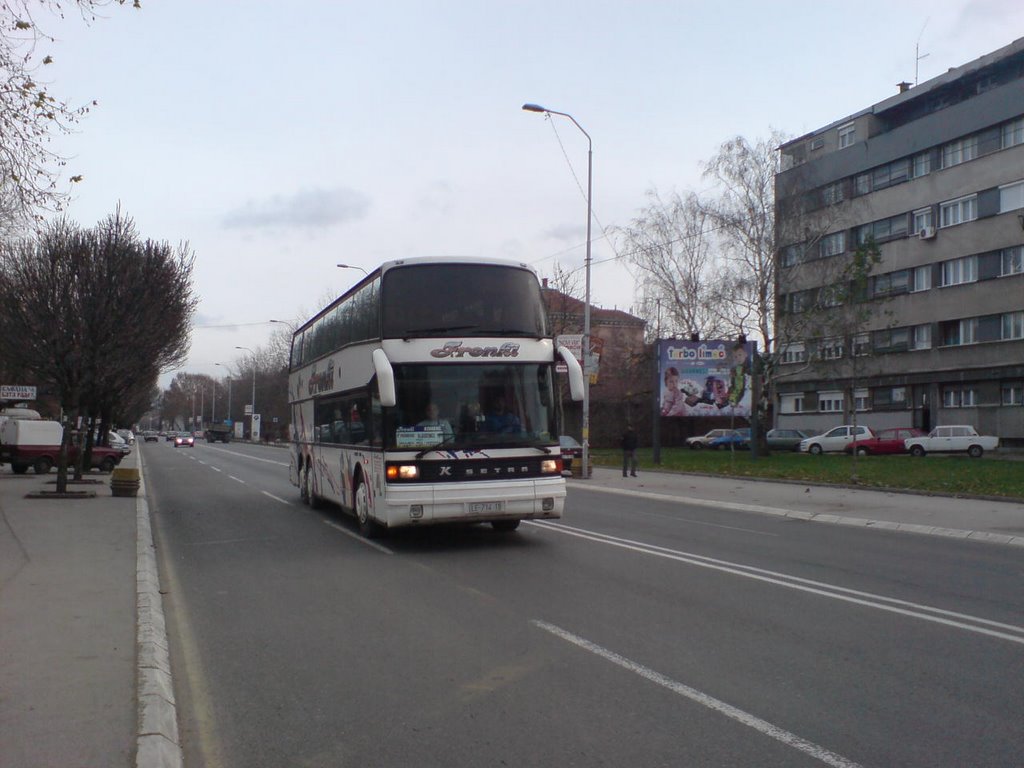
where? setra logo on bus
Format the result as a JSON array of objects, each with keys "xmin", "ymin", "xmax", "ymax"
[{"xmin": 430, "ymin": 341, "xmax": 520, "ymax": 359}]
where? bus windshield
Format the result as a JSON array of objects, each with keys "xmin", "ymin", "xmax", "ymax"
[
  {"xmin": 388, "ymin": 363, "xmax": 557, "ymax": 451},
  {"xmin": 381, "ymin": 263, "xmax": 548, "ymax": 339}
]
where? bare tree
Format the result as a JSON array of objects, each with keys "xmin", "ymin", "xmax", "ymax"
[
  {"xmin": 697, "ymin": 130, "xmax": 790, "ymax": 351},
  {"xmin": 616, "ymin": 189, "xmax": 727, "ymax": 341},
  {"xmin": 0, "ymin": 212, "xmax": 196, "ymax": 489},
  {"xmin": 0, "ymin": 1, "xmax": 139, "ymax": 218},
  {"xmin": 0, "ymin": 220, "xmax": 91, "ymax": 490}
]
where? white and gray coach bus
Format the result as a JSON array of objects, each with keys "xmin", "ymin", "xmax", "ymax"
[{"xmin": 287, "ymin": 257, "xmax": 584, "ymax": 536}]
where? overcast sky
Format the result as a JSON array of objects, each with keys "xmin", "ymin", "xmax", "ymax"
[{"xmin": 40, "ymin": 0, "xmax": 1024, "ymax": 387}]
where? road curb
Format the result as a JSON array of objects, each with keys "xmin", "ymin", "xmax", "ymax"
[{"xmin": 135, "ymin": 453, "xmax": 183, "ymax": 768}]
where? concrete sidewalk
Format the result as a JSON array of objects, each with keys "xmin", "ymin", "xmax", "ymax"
[
  {"xmin": 573, "ymin": 465, "xmax": 1024, "ymax": 546},
  {"xmin": 0, "ymin": 451, "xmax": 180, "ymax": 768}
]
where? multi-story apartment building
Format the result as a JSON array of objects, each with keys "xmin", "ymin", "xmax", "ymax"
[{"xmin": 773, "ymin": 37, "xmax": 1024, "ymax": 445}]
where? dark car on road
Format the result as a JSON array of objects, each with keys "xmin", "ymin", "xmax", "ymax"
[{"xmin": 559, "ymin": 435, "xmax": 583, "ymax": 473}]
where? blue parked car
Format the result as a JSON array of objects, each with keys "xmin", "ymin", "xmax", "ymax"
[{"xmin": 708, "ymin": 428, "xmax": 751, "ymax": 450}]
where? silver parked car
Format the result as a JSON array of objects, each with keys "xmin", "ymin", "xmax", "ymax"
[
  {"xmin": 799, "ymin": 425, "xmax": 874, "ymax": 455},
  {"xmin": 766, "ymin": 428, "xmax": 813, "ymax": 451}
]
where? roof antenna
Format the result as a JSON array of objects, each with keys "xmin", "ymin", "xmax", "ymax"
[{"xmin": 915, "ymin": 19, "xmax": 930, "ymax": 86}]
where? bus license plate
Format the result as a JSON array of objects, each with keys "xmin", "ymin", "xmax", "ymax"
[{"xmin": 469, "ymin": 501, "xmax": 504, "ymax": 514}]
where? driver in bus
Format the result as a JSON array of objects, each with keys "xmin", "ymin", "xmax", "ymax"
[
  {"xmin": 483, "ymin": 394, "xmax": 521, "ymax": 433},
  {"xmin": 418, "ymin": 402, "xmax": 454, "ymax": 440}
]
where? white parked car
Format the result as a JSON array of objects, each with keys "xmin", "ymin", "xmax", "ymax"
[
  {"xmin": 904, "ymin": 425, "xmax": 999, "ymax": 458},
  {"xmin": 686, "ymin": 429, "xmax": 738, "ymax": 449},
  {"xmin": 799, "ymin": 425, "xmax": 874, "ymax": 454}
]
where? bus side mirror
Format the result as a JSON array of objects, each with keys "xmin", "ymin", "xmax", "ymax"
[
  {"xmin": 373, "ymin": 348, "xmax": 397, "ymax": 407},
  {"xmin": 557, "ymin": 345, "xmax": 585, "ymax": 402}
]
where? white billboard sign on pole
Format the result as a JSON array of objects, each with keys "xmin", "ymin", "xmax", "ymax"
[{"xmin": 1, "ymin": 385, "xmax": 37, "ymax": 400}]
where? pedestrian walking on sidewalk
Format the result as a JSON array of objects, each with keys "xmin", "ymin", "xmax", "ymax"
[{"xmin": 621, "ymin": 424, "xmax": 638, "ymax": 477}]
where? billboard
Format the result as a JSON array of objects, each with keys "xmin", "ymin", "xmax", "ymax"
[{"xmin": 658, "ymin": 339, "xmax": 754, "ymax": 418}]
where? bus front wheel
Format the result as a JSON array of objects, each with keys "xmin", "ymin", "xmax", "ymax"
[{"xmin": 355, "ymin": 479, "xmax": 381, "ymax": 538}]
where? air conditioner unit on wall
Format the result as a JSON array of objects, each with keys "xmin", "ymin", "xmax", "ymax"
[{"xmin": 918, "ymin": 226, "xmax": 936, "ymax": 240}]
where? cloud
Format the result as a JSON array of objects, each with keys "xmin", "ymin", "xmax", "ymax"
[
  {"xmin": 223, "ymin": 187, "xmax": 370, "ymax": 230},
  {"xmin": 544, "ymin": 223, "xmax": 585, "ymax": 243}
]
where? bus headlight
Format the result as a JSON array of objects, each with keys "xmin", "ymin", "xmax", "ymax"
[
  {"xmin": 541, "ymin": 459, "xmax": 560, "ymax": 474},
  {"xmin": 386, "ymin": 464, "xmax": 419, "ymax": 480}
]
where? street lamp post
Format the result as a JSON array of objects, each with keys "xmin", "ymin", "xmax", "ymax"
[
  {"xmin": 235, "ymin": 346, "xmax": 257, "ymax": 439},
  {"xmin": 336, "ymin": 263, "xmax": 368, "ymax": 276},
  {"xmin": 523, "ymin": 102, "xmax": 593, "ymax": 478}
]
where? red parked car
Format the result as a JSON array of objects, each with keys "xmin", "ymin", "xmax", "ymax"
[{"xmin": 845, "ymin": 427, "xmax": 925, "ymax": 456}]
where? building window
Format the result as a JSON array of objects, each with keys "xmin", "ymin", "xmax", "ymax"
[
  {"xmin": 854, "ymin": 173, "xmax": 871, "ymax": 196},
  {"xmin": 838, "ymin": 123, "xmax": 856, "ymax": 149},
  {"xmin": 872, "ymin": 269, "xmax": 910, "ymax": 297},
  {"xmin": 1000, "ymin": 180, "xmax": 1024, "ymax": 212},
  {"xmin": 1003, "ymin": 311, "xmax": 1024, "ymax": 340},
  {"xmin": 858, "ymin": 215, "xmax": 909, "ymax": 245},
  {"xmin": 819, "ymin": 392, "xmax": 843, "ymax": 412},
  {"xmin": 784, "ymin": 290, "xmax": 814, "ymax": 314},
  {"xmin": 819, "ymin": 231, "xmax": 846, "ymax": 258},
  {"xmin": 913, "ymin": 324, "xmax": 932, "ymax": 350},
  {"xmin": 819, "ymin": 337, "xmax": 844, "ymax": 360},
  {"xmin": 941, "ymin": 255, "xmax": 978, "ymax": 286},
  {"xmin": 872, "ymin": 159, "xmax": 910, "ymax": 190},
  {"xmin": 1002, "ymin": 246, "xmax": 1024, "ymax": 276},
  {"xmin": 780, "ymin": 244, "xmax": 802, "ymax": 267},
  {"xmin": 912, "ymin": 152, "xmax": 931, "ymax": 178},
  {"xmin": 853, "ymin": 333, "xmax": 871, "ymax": 356},
  {"xmin": 940, "ymin": 195, "xmax": 978, "ymax": 227},
  {"xmin": 941, "ymin": 136, "xmax": 979, "ymax": 168},
  {"xmin": 943, "ymin": 386, "xmax": 978, "ymax": 408},
  {"xmin": 854, "ymin": 389, "xmax": 869, "ymax": 412},
  {"xmin": 912, "ymin": 208, "xmax": 933, "ymax": 234},
  {"xmin": 780, "ymin": 394, "xmax": 804, "ymax": 413},
  {"xmin": 1003, "ymin": 117, "xmax": 1024, "ymax": 149},
  {"xmin": 822, "ymin": 182, "xmax": 845, "ymax": 205},
  {"xmin": 1002, "ymin": 383, "xmax": 1024, "ymax": 406},
  {"xmin": 941, "ymin": 318, "xmax": 978, "ymax": 346},
  {"xmin": 875, "ymin": 327, "xmax": 910, "ymax": 351},
  {"xmin": 912, "ymin": 265, "xmax": 932, "ymax": 292},
  {"xmin": 780, "ymin": 343, "xmax": 806, "ymax": 364}
]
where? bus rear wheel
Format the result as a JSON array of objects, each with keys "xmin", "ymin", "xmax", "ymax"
[
  {"xmin": 355, "ymin": 479, "xmax": 381, "ymax": 538},
  {"xmin": 304, "ymin": 466, "xmax": 322, "ymax": 509}
]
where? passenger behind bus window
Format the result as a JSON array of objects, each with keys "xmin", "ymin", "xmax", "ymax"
[
  {"xmin": 418, "ymin": 402, "xmax": 453, "ymax": 439},
  {"xmin": 483, "ymin": 394, "xmax": 521, "ymax": 433}
]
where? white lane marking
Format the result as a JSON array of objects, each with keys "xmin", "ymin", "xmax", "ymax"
[
  {"xmin": 261, "ymin": 490, "xmax": 293, "ymax": 505},
  {"xmin": 532, "ymin": 620, "xmax": 863, "ymax": 768},
  {"xmin": 323, "ymin": 520, "xmax": 394, "ymax": 555},
  {"xmin": 527, "ymin": 521, "xmax": 1024, "ymax": 646},
  {"xmin": 203, "ymin": 444, "xmax": 289, "ymax": 466},
  {"xmin": 228, "ymin": 475, "xmax": 245, "ymax": 484},
  {"xmin": 210, "ymin": 466, "xmax": 223, "ymax": 473}
]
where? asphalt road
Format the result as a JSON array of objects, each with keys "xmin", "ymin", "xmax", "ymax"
[{"xmin": 144, "ymin": 441, "xmax": 1024, "ymax": 768}]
